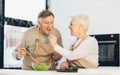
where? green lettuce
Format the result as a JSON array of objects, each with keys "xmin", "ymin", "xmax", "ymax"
[{"xmin": 33, "ymin": 63, "xmax": 49, "ymax": 71}]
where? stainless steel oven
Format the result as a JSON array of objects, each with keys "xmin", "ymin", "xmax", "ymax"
[{"xmin": 91, "ymin": 34, "xmax": 120, "ymax": 66}]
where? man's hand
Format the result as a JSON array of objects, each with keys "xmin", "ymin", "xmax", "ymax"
[
  {"xmin": 52, "ymin": 52, "xmax": 62, "ymax": 61},
  {"xmin": 17, "ymin": 47, "xmax": 26, "ymax": 59},
  {"xmin": 60, "ymin": 61, "xmax": 69, "ymax": 70}
]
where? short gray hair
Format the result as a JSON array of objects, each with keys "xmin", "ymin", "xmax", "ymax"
[
  {"xmin": 37, "ymin": 10, "xmax": 54, "ymax": 19},
  {"xmin": 72, "ymin": 14, "xmax": 90, "ymax": 31}
]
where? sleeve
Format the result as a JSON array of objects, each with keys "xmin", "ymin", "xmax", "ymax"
[
  {"xmin": 54, "ymin": 28, "xmax": 63, "ymax": 48},
  {"xmin": 54, "ymin": 37, "xmax": 98, "ymax": 60},
  {"xmin": 12, "ymin": 32, "xmax": 27, "ymax": 60},
  {"xmin": 53, "ymin": 28, "xmax": 64, "ymax": 61}
]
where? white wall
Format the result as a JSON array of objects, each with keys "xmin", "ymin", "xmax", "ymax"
[
  {"xmin": 5, "ymin": 0, "xmax": 46, "ymax": 23},
  {"xmin": 4, "ymin": 0, "xmax": 46, "ymax": 68},
  {"xmin": 4, "ymin": 0, "xmax": 120, "ymax": 69},
  {"xmin": 49, "ymin": 0, "xmax": 120, "ymax": 49},
  {"xmin": 49, "ymin": 0, "xmax": 120, "ymax": 68}
]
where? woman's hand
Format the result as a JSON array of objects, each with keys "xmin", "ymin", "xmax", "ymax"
[
  {"xmin": 60, "ymin": 61, "xmax": 69, "ymax": 70},
  {"xmin": 49, "ymin": 35, "xmax": 57, "ymax": 47}
]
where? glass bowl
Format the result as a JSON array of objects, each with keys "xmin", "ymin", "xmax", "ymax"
[{"xmin": 32, "ymin": 62, "xmax": 49, "ymax": 71}]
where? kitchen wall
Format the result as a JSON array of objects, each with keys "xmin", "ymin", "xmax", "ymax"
[
  {"xmin": 5, "ymin": 0, "xmax": 46, "ymax": 23},
  {"xmin": 49, "ymin": 0, "xmax": 120, "ymax": 35},
  {"xmin": 49, "ymin": 0, "xmax": 120, "ymax": 68},
  {"xmin": 4, "ymin": 0, "xmax": 46, "ymax": 68},
  {"xmin": 3, "ymin": 0, "xmax": 120, "ymax": 69}
]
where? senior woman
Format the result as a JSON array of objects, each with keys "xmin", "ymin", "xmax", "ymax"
[{"xmin": 49, "ymin": 14, "xmax": 99, "ymax": 70}]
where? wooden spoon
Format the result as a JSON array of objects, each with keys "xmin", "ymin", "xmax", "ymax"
[{"xmin": 25, "ymin": 50, "xmax": 39, "ymax": 64}]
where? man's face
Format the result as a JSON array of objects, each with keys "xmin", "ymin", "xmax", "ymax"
[{"xmin": 38, "ymin": 15, "xmax": 54, "ymax": 35}]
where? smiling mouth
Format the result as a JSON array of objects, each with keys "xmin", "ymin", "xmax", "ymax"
[
  {"xmin": 47, "ymin": 28, "xmax": 51, "ymax": 31},
  {"xmin": 46, "ymin": 28, "xmax": 51, "ymax": 33}
]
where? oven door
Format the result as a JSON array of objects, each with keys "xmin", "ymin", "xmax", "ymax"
[{"xmin": 98, "ymin": 40, "xmax": 119, "ymax": 66}]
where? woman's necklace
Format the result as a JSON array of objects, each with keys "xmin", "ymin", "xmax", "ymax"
[
  {"xmin": 71, "ymin": 39, "xmax": 82, "ymax": 50},
  {"xmin": 71, "ymin": 35, "xmax": 89, "ymax": 50}
]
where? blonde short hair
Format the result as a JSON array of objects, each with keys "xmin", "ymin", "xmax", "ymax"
[{"xmin": 72, "ymin": 14, "xmax": 90, "ymax": 31}]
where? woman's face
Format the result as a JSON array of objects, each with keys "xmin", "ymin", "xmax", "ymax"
[{"xmin": 69, "ymin": 20, "xmax": 80, "ymax": 36}]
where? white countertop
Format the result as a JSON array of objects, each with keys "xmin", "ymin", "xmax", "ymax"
[
  {"xmin": 78, "ymin": 67, "xmax": 120, "ymax": 75},
  {"xmin": 1, "ymin": 67, "xmax": 120, "ymax": 75},
  {"xmin": 0, "ymin": 69, "xmax": 78, "ymax": 75}
]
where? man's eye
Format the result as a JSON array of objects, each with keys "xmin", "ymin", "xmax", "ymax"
[
  {"xmin": 50, "ymin": 22, "xmax": 53, "ymax": 24},
  {"xmin": 44, "ymin": 22, "xmax": 49, "ymax": 24}
]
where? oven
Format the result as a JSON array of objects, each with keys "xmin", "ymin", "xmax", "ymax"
[{"xmin": 91, "ymin": 34, "xmax": 120, "ymax": 66}]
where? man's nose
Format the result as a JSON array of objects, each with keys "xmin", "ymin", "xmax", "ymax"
[{"xmin": 47, "ymin": 25, "xmax": 52, "ymax": 28}]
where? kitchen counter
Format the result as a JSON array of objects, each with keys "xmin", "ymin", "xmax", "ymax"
[
  {"xmin": 1, "ymin": 67, "xmax": 120, "ymax": 75},
  {"xmin": 0, "ymin": 69, "xmax": 78, "ymax": 75},
  {"xmin": 78, "ymin": 67, "xmax": 120, "ymax": 75}
]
